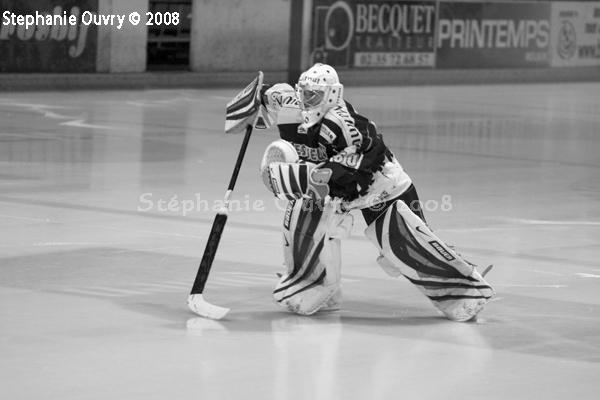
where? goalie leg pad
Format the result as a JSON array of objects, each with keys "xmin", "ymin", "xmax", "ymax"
[
  {"xmin": 365, "ymin": 200, "xmax": 495, "ymax": 321},
  {"xmin": 274, "ymin": 198, "xmax": 342, "ymax": 315}
]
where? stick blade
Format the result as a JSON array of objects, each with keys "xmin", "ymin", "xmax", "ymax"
[{"xmin": 187, "ymin": 294, "xmax": 230, "ymax": 320}]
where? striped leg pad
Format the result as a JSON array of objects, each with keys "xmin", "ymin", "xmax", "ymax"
[
  {"xmin": 273, "ymin": 198, "xmax": 341, "ymax": 315},
  {"xmin": 365, "ymin": 200, "xmax": 495, "ymax": 321}
]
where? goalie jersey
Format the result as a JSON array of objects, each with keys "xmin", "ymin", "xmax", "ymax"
[{"xmin": 261, "ymin": 83, "xmax": 411, "ymax": 205}]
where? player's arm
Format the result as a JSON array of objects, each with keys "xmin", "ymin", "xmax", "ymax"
[
  {"xmin": 321, "ymin": 110, "xmax": 387, "ymax": 173},
  {"xmin": 318, "ymin": 114, "xmax": 389, "ymax": 200},
  {"xmin": 260, "ymin": 139, "xmax": 330, "ymax": 201},
  {"xmin": 258, "ymin": 83, "xmax": 303, "ymax": 130},
  {"xmin": 262, "ymin": 145, "xmax": 381, "ymax": 203}
]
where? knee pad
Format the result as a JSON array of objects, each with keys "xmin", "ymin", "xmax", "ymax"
[{"xmin": 365, "ymin": 200, "xmax": 494, "ymax": 321}]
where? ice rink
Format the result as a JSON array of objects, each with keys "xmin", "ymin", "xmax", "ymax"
[{"xmin": 1, "ymin": 82, "xmax": 599, "ymax": 399}]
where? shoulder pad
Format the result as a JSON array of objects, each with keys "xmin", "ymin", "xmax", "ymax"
[
  {"xmin": 322, "ymin": 106, "xmax": 363, "ymax": 147},
  {"xmin": 264, "ymin": 83, "xmax": 300, "ymax": 111}
]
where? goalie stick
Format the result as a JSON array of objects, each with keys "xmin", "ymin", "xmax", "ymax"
[{"xmin": 187, "ymin": 71, "xmax": 264, "ymax": 319}]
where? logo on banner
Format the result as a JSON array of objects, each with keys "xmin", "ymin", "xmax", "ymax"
[
  {"xmin": 557, "ymin": 20, "xmax": 577, "ymax": 59},
  {"xmin": 311, "ymin": 1, "xmax": 354, "ymax": 64},
  {"xmin": 325, "ymin": 1, "xmax": 354, "ymax": 52},
  {"xmin": 438, "ymin": 19, "xmax": 550, "ymax": 49},
  {"xmin": 311, "ymin": 0, "xmax": 436, "ymax": 67}
]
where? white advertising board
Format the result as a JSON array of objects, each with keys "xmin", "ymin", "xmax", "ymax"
[{"xmin": 551, "ymin": 1, "xmax": 600, "ymax": 66}]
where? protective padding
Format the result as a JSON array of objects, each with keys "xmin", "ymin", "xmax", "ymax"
[
  {"xmin": 273, "ymin": 198, "xmax": 343, "ymax": 315},
  {"xmin": 296, "ymin": 63, "xmax": 344, "ymax": 129},
  {"xmin": 260, "ymin": 139, "xmax": 299, "ymax": 193},
  {"xmin": 365, "ymin": 200, "xmax": 495, "ymax": 321}
]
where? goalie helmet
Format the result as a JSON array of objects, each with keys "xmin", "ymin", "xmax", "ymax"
[{"xmin": 296, "ymin": 63, "xmax": 344, "ymax": 128}]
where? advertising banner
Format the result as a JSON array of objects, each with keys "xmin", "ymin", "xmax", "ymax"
[
  {"xmin": 310, "ymin": 0, "xmax": 437, "ymax": 68},
  {"xmin": 437, "ymin": 1, "xmax": 551, "ymax": 68},
  {"xmin": 0, "ymin": 0, "xmax": 98, "ymax": 72},
  {"xmin": 551, "ymin": 2, "xmax": 600, "ymax": 67}
]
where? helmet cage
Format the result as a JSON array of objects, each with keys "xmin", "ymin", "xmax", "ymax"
[
  {"xmin": 295, "ymin": 81, "xmax": 343, "ymax": 128},
  {"xmin": 298, "ymin": 86, "xmax": 326, "ymax": 109}
]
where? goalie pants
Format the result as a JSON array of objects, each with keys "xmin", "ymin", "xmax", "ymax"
[
  {"xmin": 274, "ymin": 185, "xmax": 494, "ymax": 320},
  {"xmin": 361, "ymin": 183, "xmax": 425, "ymax": 225}
]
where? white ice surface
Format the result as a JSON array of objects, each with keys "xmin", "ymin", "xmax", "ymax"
[{"xmin": 1, "ymin": 84, "xmax": 599, "ymax": 399}]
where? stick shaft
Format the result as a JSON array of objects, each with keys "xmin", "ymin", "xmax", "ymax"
[
  {"xmin": 190, "ymin": 213, "xmax": 227, "ymax": 294},
  {"xmin": 190, "ymin": 124, "xmax": 254, "ymax": 295},
  {"xmin": 227, "ymin": 124, "xmax": 253, "ymax": 191}
]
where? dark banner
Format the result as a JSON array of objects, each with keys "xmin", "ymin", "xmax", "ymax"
[
  {"xmin": 310, "ymin": 0, "xmax": 436, "ymax": 68},
  {"xmin": 0, "ymin": 0, "xmax": 98, "ymax": 72},
  {"xmin": 437, "ymin": 1, "xmax": 551, "ymax": 68}
]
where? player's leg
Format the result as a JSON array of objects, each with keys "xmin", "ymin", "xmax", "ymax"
[
  {"xmin": 259, "ymin": 140, "xmax": 345, "ymax": 314},
  {"xmin": 273, "ymin": 198, "xmax": 347, "ymax": 315},
  {"xmin": 364, "ymin": 199, "xmax": 494, "ymax": 321}
]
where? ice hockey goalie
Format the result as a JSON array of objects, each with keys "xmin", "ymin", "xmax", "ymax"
[{"xmin": 258, "ymin": 63, "xmax": 494, "ymax": 321}]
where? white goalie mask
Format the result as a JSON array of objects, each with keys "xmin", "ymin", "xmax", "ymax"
[{"xmin": 295, "ymin": 63, "xmax": 344, "ymax": 128}]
